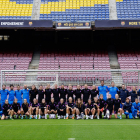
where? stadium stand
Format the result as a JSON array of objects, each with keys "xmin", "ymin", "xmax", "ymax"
[
  {"xmin": 38, "ymin": 51, "xmax": 111, "ymax": 83},
  {"xmin": 117, "ymin": 51, "xmax": 140, "ymax": 84},
  {"xmin": 0, "ymin": 52, "xmax": 32, "ymax": 81},
  {"xmin": 0, "ymin": 0, "xmax": 33, "ymax": 20},
  {"xmin": 116, "ymin": 0, "xmax": 140, "ymax": 20},
  {"xmin": 39, "ymin": 0, "xmax": 109, "ymax": 21}
]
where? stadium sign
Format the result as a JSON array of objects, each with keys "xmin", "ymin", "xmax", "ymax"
[
  {"xmin": 95, "ymin": 20, "xmax": 140, "ymax": 28},
  {"xmin": 56, "ymin": 22, "xmax": 91, "ymax": 29},
  {"xmin": 0, "ymin": 20, "xmax": 53, "ymax": 28}
]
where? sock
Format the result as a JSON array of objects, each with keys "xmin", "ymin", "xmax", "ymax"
[
  {"xmin": 39, "ymin": 115, "xmax": 41, "ymax": 119},
  {"xmin": 66, "ymin": 113, "xmax": 68, "ymax": 117},
  {"xmin": 22, "ymin": 115, "xmax": 23, "ymax": 118},
  {"xmin": 120, "ymin": 115, "xmax": 122, "ymax": 117},
  {"xmin": 72, "ymin": 114, "xmax": 74, "ymax": 117},
  {"xmin": 45, "ymin": 114, "xmax": 47, "ymax": 119},
  {"xmin": 36, "ymin": 115, "xmax": 37, "ymax": 118}
]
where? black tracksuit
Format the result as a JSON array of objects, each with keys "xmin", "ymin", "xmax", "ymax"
[
  {"xmin": 29, "ymin": 90, "xmax": 38, "ymax": 103},
  {"xmin": 38, "ymin": 90, "xmax": 45, "ymax": 103},
  {"xmin": 90, "ymin": 89, "xmax": 99, "ymax": 101},
  {"xmin": 82, "ymin": 89, "xmax": 91, "ymax": 103},
  {"xmin": 12, "ymin": 103, "xmax": 20, "ymax": 112},
  {"xmin": 45, "ymin": 89, "xmax": 52, "ymax": 104},
  {"xmin": 74, "ymin": 89, "xmax": 82, "ymax": 101},
  {"xmin": 52, "ymin": 88, "xmax": 60, "ymax": 103},
  {"xmin": 57, "ymin": 103, "xmax": 66, "ymax": 115}
]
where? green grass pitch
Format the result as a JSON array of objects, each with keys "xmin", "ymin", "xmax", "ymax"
[{"xmin": 0, "ymin": 115, "xmax": 140, "ymax": 140}]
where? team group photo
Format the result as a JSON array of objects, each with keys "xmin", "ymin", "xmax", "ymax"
[{"xmin": 1, "ymin": 80, "xmax": 140, "ymax": 121}]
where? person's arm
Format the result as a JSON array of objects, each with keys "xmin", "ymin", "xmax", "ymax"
[{"xmin": 123, "ymin": 104, "xmax": 127, "ymax": 112}]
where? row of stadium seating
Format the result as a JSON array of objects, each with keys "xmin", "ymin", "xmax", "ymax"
[
  {"xmin": 116, "ymin": 0, "xmax": 140, "ymax": 19},
  {"xmin": 0, "ymin": 0, "xmax": 33, "ymax": 19}
]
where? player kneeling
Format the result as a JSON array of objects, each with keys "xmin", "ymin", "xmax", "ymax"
[
  {"xmin": 39, "ymin": 99, "xmax": 48, "ymax": 119},
  {"xmin": 48, "ymin": 98, "xmax": 57, "ymax": 118},
  {"xmin": 114, "ymin": 94, "xmax": 122, "ymax": 119},
  {"xmin": 12, "ymin": 98, "xmax": 21, "ymax": 119},
  {"xmin": 57, "ymin": 98, "xmax": 66, "ymax": 119},
  {"xmin": 66, "ymin": 97, "xmax": 75, "ymax": 119},
  {"xmin": 92, "ymin": 97, "xmax": 100, "ymax": 119},
  {"xmin": 1, "ymin": 99, "xmax": 13, "ymax": 120},
  {"xmin": 75, "ymin": 98, "xmax": 85, "ymax": 119},
  {"xmin": 106, "ymin": 94, "xmax": 114, "ymax": 120},
  {"xmin": 21, "ymin": 99, "xmax": 30, "ymax": 119},
  {"xmin": 124, "ymin": 98, "xmax": 133, "ymax": 119},
  {"xmin": 132, "ymin": 98, "xmax": 140, "ymax": 118},
  {"xmin": 30, "ymin": 98, "xmax": 39, "ymax": 119},
  {"xmin": 85, "ymin": 99, "xmax": 94, "ymax": 119}
]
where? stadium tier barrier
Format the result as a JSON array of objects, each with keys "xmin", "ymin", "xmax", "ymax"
[{"xmin": 1, "ymin": 69, "xmax": 140, "ymax": 90}]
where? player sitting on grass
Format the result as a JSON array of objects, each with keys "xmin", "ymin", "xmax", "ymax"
[
  {"xmin": 39, "ymin": 99, "xmax": 48, "ymax": 119},
  {"xmin": 66, "ymin": 97, "xmax": 75, "ymax": 119},
  {"xmin": 106, "ymin": 94, "xmax": 114, "ymax": 120},
  {"xmin": 48, "ymin": 98, "xmax": 57, "ymax": 117},
  {"xmin": 75, "ymin": 98, "xmax": 85, "ymax": 119},
  {"xmin": 1, "ymin": 99, "xmax": 13, "ymax": 120},
  {"xmin": 85, "ymin": 99, "xmax": 95, "ymax": 119},
  {"xmin": 12, "ymin": 98, "xmax": 21, "ymax": 119},
  {"xmin": 57, "ymin": 98, "xmax": 66, "ymax": 119},
  {"xmin": 123, "ymin": 98, "xmax": 133, "ymax": 119},
  {"xmin": 98, "ymin": 94, "xmax": 106, "ymax": 119},
  {"xmin": 92, "ymin": 97, "xmax": 100, "ymax": 119},
  {"xmin": 114, "ymin": 94, "xmax": 122, "ymax": 119},
  {"xmin": 132, "ymin": 98, "xmax": 140, "ymax": 118},
  {"xmin": 29, "ymin": 98, "xmax": 39, "ymax": 119},
  {"xmin": 21, "ymin": 99, "xmax": 30, "ymax": 119}
]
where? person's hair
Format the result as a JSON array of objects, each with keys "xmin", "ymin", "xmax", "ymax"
[
  {"xmin": 126, "ymin": 97, "xmax": 129, "ymax": 100},
  {"xmin": 100, "ymin": 94, "xmax": 103, "ymax": 97},
  {"xmin": 76, "ymin": 98, "xmax": 82, "ymax": 108},
  {"xmin": 24, "ymin": 99, "xmax": 28, "ymax": 108},
  {"xmin": 10, "ymin": 84, "xmax": 14, "ymax": 87},
  {"xmin": 133, "ymin": 86, "xmax": 137, "ymax": 94},
  {"xmin": 100, "ymin": 80, "xmax": 104, "ymax": 83},
  {"xmin": 13, "ymin": 98, "xmax": 17, "ymax": 103},
  {"xmin": 2, "ymin": 84, "xmax": 6, "ymax": 87},
  {"xmin": 122, "ymin": 84, "xmax": 125, "ymax": 86},
  {"xmin": 111, "ymin": 81, "xmax": 114, "ymax": 84},
  {"xmin": 32, "ymin": 85, "xmax": 37, "ymax": 92},
  {"xmin": 17, "ymin": 85, "xmax": 20, "ymax": 87}
]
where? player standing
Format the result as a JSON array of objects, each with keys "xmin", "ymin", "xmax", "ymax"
[
  {"xmin": 21, "ymin": 85, "xmax": 30, "ymax": 103},
  {"xmin": 67, "ymin": 84, "xmax": 74, "ymax": 102},
  {"xmin": 52, "ymin": 84, "xmax": 60, "ymax": 104},
  {"xmin": 90, "ymin": 85, "xmax": 99, "ymax": 102},
  {"xmin": 98, "ymin": 80, "xmax": 109, "ymax": 101},
  {"xmin": 29, "ymin": 85, "xmax": 38, "ymax": 104},
  {"xmin": 38, "ymin": 85, "xmax": 44, "ymax": 103},
  {"xmin": 8, "ymin": 84, "xmax": 15, "ymax": 105},
  {"xmin": 15, "ymin": 85, "xmax": 22, "ymax": 106},
  {"xmin": 129, "ymin": 86, "xmax": 138, "ymax": 102},
  {"xmin": 74, "ymin": 85, "xmax": 82, "ymax": 102},
  {"xmin": 45, "ymin": 84, "xmax": 52, "ymax": 105},
  {"xmin": 82, "ymin": 84, "xmax": 91, "ymax": 104},
  {"xmin": 0, "ymin": 85, "xmax": 8, "ymax": 107},
  {"xmin": 118, "ymin": 84, "xmax": 129, "ymax": 108},
  {"xmin": 108, "ymin": 81, "xmax": 119, "ymax": 99},
  {"xmin": 59, "ymin": 84, "xmax": 67, "ymax": 102}
]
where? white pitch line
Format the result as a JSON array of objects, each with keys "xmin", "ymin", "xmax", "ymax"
[{"xmin": 0, "ymin": 124, "xmax": 140, "ymax": 126}]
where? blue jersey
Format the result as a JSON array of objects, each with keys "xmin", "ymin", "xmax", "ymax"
[
  {"xmin": 109, "ymin": 87, "xmax": 119, "ymax": 99},
  {"xmin": 132, "ymin": 102, "xmax": 140, "ymax": 110},
  {"xmin": 21, "ymin": 89, "xmax": 30, "ymax": 102},
  {"xmin": 98, "ymin": 85, "xmax": 109, "ymax": 100},
  {"xmin": 0, "ymin": 89, "xmax": 8, "ymax": 102},
  {"xmin": 8, "ymin": 90, "xmax": 15, "ymax": 102},
  {"xmin": 15, "ymin": 90, "xmax": 22, "ymax": 101}
]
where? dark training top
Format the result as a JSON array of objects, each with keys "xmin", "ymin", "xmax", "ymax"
[
  {"xmin": 29, "ymin": 89, "xmax": 38, "ymax": 103},
  {"xmin": 67, "ymin": 89, "xmax": 74, "ymax": 99},
  {"xmin": 2, "ymin": 104, "xmax": 11, "ymax": 113},
  {"xmin": 45, "ymin": 89, "xmax": 52, "ymax": 101},
  {"xmin": 38, "ymin": 90, "xmax": 45, "ymax": 103},
  {"xmin": 82, "ymin": 89, "xmax": 91, "ymax": 102},
  {"xmin": 74, "ymin": 89, "xmax": 82, "ymax": 100},
  {"xmin": 114, "ymin": 99, "xmax": 121, "ymax": 110},
  {"xmin": 12, "ymin": 103, "xmax": 20, "ymax": 111},
  {"xmin": 59, "ymin": 88, "xmax": 67, "ymax": 99},
  {"xmin": 57, "ymin": 103, "xmax": 66, "ymax": 110},
  {"xmin": 106, "ymin": 98, "xmax": 114, "ymax": 110},
  {"xmin": 90, "ymin": 89, "xmax": 99, "ymax": 101},
  {"xmin": 52, "ymin": 88, "xmax": 60, "ymax": 101},
  {"xmin": 48, "ymin": 102, "xmax": 57, "ymax": 110},
  {"xmin": 98, "ymin": 99, "xmax": 106, "ymax": 109}
]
